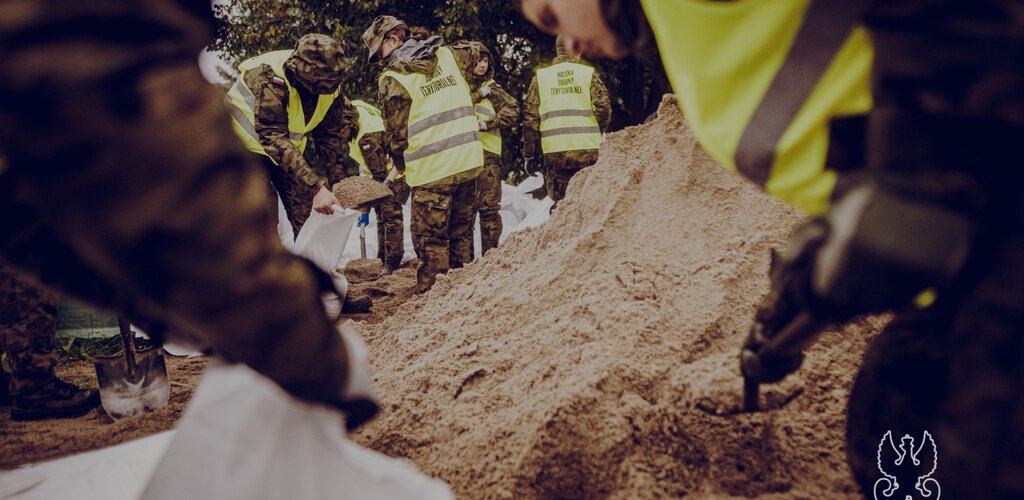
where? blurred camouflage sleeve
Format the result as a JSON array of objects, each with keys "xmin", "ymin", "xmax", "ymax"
[
  {"xmin": 522, "ymin": 76, "xmax": 541, "ymax": 158},
  {"xmin": 360, "ymin": 131, "xmax": 390, "ymax": 182},
  {"xmin": 311, "ymin": 95, "xmax": 358, "ymax": 186},
  {"xmin": 378, "ymin": 74, "xmax": 412, "ymax": 173},
  {"xmin": 248, "ymin": 65, "xmax": 326, "ymax": 190},
  {"xmin": 0, "ymin": 0, "xmax": 353, "ymax": 410},
  {"xmin": 591, "ymin": 71, "xmax": 613, "ymax": 132},
  {"xmin": 486, "ymin": 83, "xmax": 520, "ymax": 131}
]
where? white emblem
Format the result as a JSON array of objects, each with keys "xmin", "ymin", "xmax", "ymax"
[{"xmin": 874, "ymin": 430, "xmax": 941, "ymax": 499}]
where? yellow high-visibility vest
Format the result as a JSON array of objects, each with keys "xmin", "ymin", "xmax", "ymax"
[
  {"xmin": 639, "ymin": 0, "xmax": 873, "ymax": 215},
  {"xmin": 475, "ymin": 79, "xmax": 502, "ymax": 155},
  {"xmin": 224, "ymin": 50, "xmax": 340, "ymax": 162},
  {"xmin": 350, "ymin": 100, "xmax": 386, "ymax": 177},
  {"xmin": 381, "ymin": 47, "xmax": 483, "ymax": 187},
  {"xmin": 536, "ymin": 62, "xmax": 602, "ymax": 154}
]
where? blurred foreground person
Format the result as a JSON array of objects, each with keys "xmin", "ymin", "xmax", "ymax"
[{"xmin": 0, "ymin": 0, "xmax": 377, "ymax": 430}]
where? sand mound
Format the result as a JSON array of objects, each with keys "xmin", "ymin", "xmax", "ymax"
[{"xmin": 354, "ymin": 97, "xmax": 882, "ymax": 498}]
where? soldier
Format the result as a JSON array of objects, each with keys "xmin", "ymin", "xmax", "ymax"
[
  {"xmin": 0, "ymin": 1, "xmax": 378, "ymax": 431},
  {"xmin": 522, "ymin": 35, "xmax": 612, "ymax": 209},
  {"xmin": 349, "ymin": 99, "xmax": 410, "ymax": 275},
  {"xmin": 225, "ymin": 34, "xmax": 360, "ymax": 236},
  {"xmin": 0, "ymin": 265, "xmax": 99, "ymax": 420},
  {"xmin": 362, "ymin": 17, "xmax": 485, "ymax": 292},
  {"xmin": 521, "ymin": 0, "xmax": 1024, "ymax": 497},
  {"xmin": 467, "ymin": 43, "xmax": 520, "ymax": 255}
]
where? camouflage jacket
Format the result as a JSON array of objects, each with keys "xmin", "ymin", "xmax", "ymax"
[
  {"xmin": 377, "ymin": 39, "xmax": 483, "ymax": 173},
  {"xmin": 245, "ymin": 65, "xmax": 359, "ymax": 190},
  {"xmin": 522, "ymin": 55, "xmax": 612, "ymax": 162},
  {"xmin": 359, "ymin": 130, "xmax": 390, "ymax": 182},
  {"xmin": 463, "ymin": 46, "xmax": 521, "ymax": 140}
]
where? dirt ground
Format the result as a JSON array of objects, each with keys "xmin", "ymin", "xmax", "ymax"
[
  {"xmin": 0, "ymin": 260, "xmax": 420, "ymax": 469},
  {"xmin": 350, "ymin": 98, "xmax": 885, "ymax": 498}
]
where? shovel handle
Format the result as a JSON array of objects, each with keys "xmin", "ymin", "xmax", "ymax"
[{"xmin": 117, "ymin": 317, "xmax": 138, "ymax": 378}]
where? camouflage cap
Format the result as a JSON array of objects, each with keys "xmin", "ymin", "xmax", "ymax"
[
  {"xmin": 362, "ymin": 15, "xmax": 408, "ymax": 63},
  {"xmin": 285, "ymin": 34, "xmax": 346, "ymax": 94}
]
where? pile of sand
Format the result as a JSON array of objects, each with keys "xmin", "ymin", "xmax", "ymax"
[{"xmin": 354, "ymin": 98, "xmax": 882, "ymax": 498}]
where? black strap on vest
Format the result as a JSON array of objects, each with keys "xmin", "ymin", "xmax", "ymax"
[{"xmin": 734, "ymin": 0, "xmax": 868, "ymax": 186}]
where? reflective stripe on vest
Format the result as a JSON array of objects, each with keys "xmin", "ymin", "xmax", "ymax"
[
  {"xmin": 224, "ymin": 50, "xmax": 340, "ymax": 163},
  {"xmin": 536, "ymin": 62, "xmax": 601, "ymax": 154},
  {"xmin": 382, "ymin": 47, "xmax": 483, "ymax": 187},
  {"xmin": 639, "ymin": 0, "xmax": 872, "ymax": 215},
  {"xmin": 475, "ymin": 79, "xmax": 502, "ymax": 155},
  {"xmin": 350, "ymin": 100, "xmax": 386, "ymax": 177}
]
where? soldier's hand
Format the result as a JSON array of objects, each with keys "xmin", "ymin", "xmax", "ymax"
[
  {"xmin": 357, "ymin": 212, "xmax": 370, "ymax": 227},
  {"xmin": 337, "ymin": 322, "xmax": 380, "ymax": 430},
  {"xmin": 312, "ymin": 186, "xmax": 338, "ymax": 215},
  {"xmin": 478, "ymin": 85, "xmax": 492, "ymax": 97}
]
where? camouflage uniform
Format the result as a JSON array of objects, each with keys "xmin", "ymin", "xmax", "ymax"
[
  {"xmin": 242, "ymin": 36, "xmax": 360, "ymax": 236},
  {"xmin": 0, "ymin": 265, "xmax": 58, "ymax": 395},
  {"xmin": 522, "ymin": 49, "xmax": 612, "ymax": 205},
  {"xmin": 465, "ymin": 43, "xmax": 521, "ymax": 255},
  {"xmin": 0, "ymin": 0, "xmax": 364, "ymax": 416},
  {"xmin": 359, "ymin": 129, "xmax": 409, "ymax": 267},
  {"xmin": 370, "ymin": 22, "xmax": 484, "ymax": 292}
]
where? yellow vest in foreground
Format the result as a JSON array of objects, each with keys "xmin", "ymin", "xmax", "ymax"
[
  {"xmin": 350, "ymin": 100, "xmax": 386, "ymax": 177},
  {"xmin": 382, "ymin": 47, "xmax": 483, "ymax": 187},
  {"xmin": 537, "ymin": 62, "xmax": 601, "ymax": 154},
  {"xmin": 224, "ymin": 50, "xmax": 340, "ymax": 162},
  {"xmin": 475, "ymin": 79, "xmax": 502, "ymax": 155},
  {"xmin": 639, "ymin": 0, "xmax": 873, "ymax": 215}
]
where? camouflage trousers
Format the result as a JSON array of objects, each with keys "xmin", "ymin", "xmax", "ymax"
[
  {"xmin": 476, "ymin": 153, "xmax": 503, "ymax": 255},
  {"xmin": 410, "ymin": 173, "xmax": 478, "ymax": 293},
  {"xmin": 544, "ymin": 150, "xmax": 598, "ymax": 207},
  {"xmin": 263, "ymin": 156, "xmax": 316, "ymax": 238},
  {"xmin": 0, "ymin": 265, "xmax": 58, "ymax": 395},
  {"xmin": 375, "ymin": 176, "xmax": 410, "ymax": 266}
]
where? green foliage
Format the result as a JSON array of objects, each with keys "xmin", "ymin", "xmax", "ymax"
[{"xmin": 212, "ymin": 0, "xmax": 665, "ymax": 182}]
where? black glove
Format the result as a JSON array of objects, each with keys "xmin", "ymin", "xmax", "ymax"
[{"xmin": 741, "ymin": 180, "xmax": 975, "ymax": 385}]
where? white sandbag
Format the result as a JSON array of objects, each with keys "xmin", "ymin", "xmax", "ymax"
[
  {"xmin": 294, "ymin": 206, "xmax": 359, "ymax": 274},
  {"xmin": 141, "ymin": 364, "xmax": 453, "ymax": 500},
  {"xmin": 293, "ymin": 206, "xmax": 358, "ymax": 308}
]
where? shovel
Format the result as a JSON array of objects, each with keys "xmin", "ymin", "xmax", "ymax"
[{"xmin": 94, "ymin": 318, "xmax": 170, "ymax": 420}]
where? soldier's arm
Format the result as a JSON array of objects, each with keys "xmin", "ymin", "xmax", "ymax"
[
  {"xmin": 312, "ymin": 96, "xmax": 358, "ymax": 186},
  {"xmin": 487, "ymin": 83, "xmax": 521, "ymax": 131},
  {"xmin": 360, "ymin": 132, "xmax": 390, "ymax": 182},
  {"xmin": 249, "ymin": 65, "xmax": 326, "ymax": 190},
  {"xmin": 522, "ymin": 77, "xmax": 541, "ymax": 158},
  {"xmin": 591, "ymin": 72, "xmax": 613, "ymax": 132},
  {"xmin": 378, "ymin": 75, "xmax": 412, "ymax": 173}
]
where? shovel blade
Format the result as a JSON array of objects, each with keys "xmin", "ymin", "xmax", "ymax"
[{"xmin": 94, "ymin": 347, "xmax": 170, "ymax": 420}]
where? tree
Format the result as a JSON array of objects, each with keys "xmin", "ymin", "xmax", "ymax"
[{"xmin": 211, "ymin": 0, "xmax": 667, "ymax": 183}]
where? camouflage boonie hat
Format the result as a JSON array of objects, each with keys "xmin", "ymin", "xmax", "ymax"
[
  {"xmin": 362, "ymin": 15, "xmax": 408, "ymax": 63},
  {"xmin": 290, "ymin": 34, "xmax": 345, "ymax": 75}
]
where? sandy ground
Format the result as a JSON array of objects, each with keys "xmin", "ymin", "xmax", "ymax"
[
  {"xmin": 350, "ymin": 99, "xmax": 885, "ymax": 498},
  {"xmin": 0, "ymin": 261, "xmax": 420, "ymax": 469}
]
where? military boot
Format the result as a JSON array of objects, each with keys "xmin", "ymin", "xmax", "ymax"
[
  {"xmin": 10, "ymin": 378, "xmax": 101, "ymax": 421},
  {"xmin": 380, "ymin": 258, "xmax": 401, "ymax": 277},
  {"xmin": 341, "ymin": 293, "xmax": 373, "ymax": 314}
]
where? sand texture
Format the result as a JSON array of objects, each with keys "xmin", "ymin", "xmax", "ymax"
[{"xmin": 333, "ymin": 176, "xmax": 393, "ymax": 209}]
